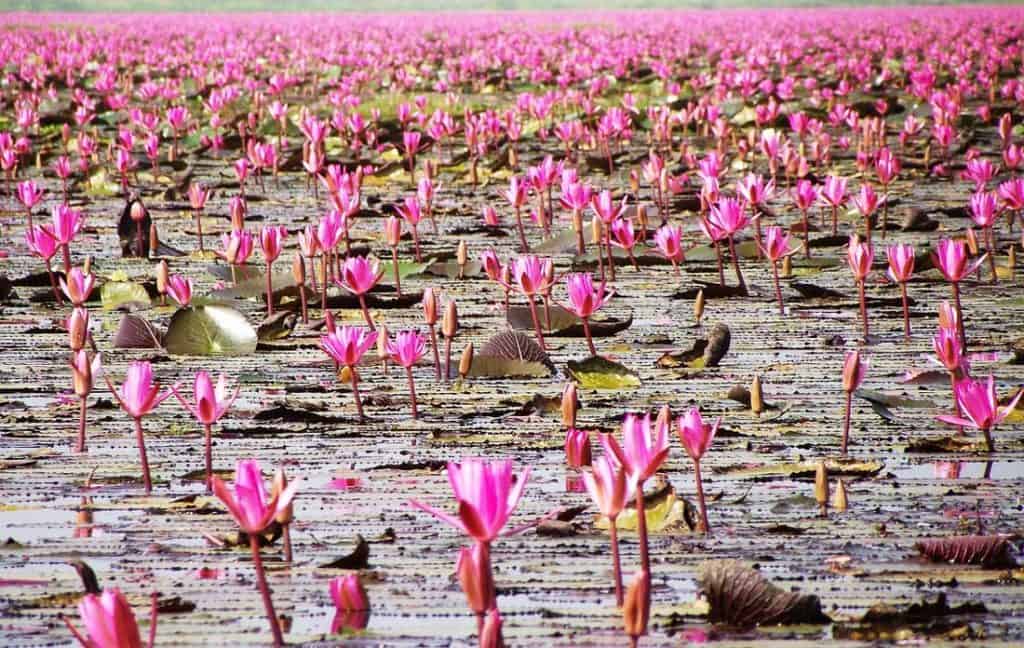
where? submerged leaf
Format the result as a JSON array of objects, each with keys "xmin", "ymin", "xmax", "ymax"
[
  {"xmin": 914, "ymin": 535, "xmax": 1017, "ymax": 568},
  {"xmin": 566, "ymin": 356, "xmax": 640, "ymax": 390},
  {"xmin": 699, "ymin": 560, "xmax": 832, "ymax": 627},
  {"xmin": 164, "ymin": 305, "xmax": 257, "ymax": 356}
]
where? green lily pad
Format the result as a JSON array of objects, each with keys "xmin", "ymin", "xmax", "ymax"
[
  {"xmin": 164, "ymin": 305, "xmax": 258, "ymax": 356},
  {"xmin": 85, "ymin": 169, "xmax": 121, "ymax": 197},
  {"xmin": 566, "ymin": 356, "xmax": 640, "ymax": 390},
  {"xmin": 468, "ymin": 355, "xmax": 552, "ymax": 379},
  {"xmin": 100, "ymin": 281, "xmax": 152, "ymax": 310}
]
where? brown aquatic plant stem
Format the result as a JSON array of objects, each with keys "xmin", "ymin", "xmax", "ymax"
[
  {"xmin": 951, "ymin": 281, "xmax": 967, "ymax": 350},
  {"xmin": 194, "ymin": 209, "xmax": 205, "ymax": 252},
  {"xmin": 771, "ymin": 260, "xmax": 784, "ymax": 315},
  {"xmin": 635, "ymin": 484, "xmax": 650, "ymax": 595},
  {"xmin": 609, "ymin": 518, "xmax": 624, "ymax": 607},
  {"xmin": 391, "ymin": 247, "xmax": 402, "ymax": 297},
  {"xmin": 513, "ymin": 206, "xmax": 529, "ymax": 252},
  {"xmin": 249, "ymin": 534, "xmax": 285, "ymax": 647},
  {"xmin": 444, "ymin": 335, "xmax": 453, "ymax": 383},
  {"xmin": 727, "ymin": 235, "xmax": 745, "ymax": 289},
  {"xmin": 350, "ymin": 367, "xmax": 365, "ymax": 423},
  {"xmin": 581, "ymin": 317, "xmax": 597, "ymax": 356},
  {"xmin": 203, "ymin": 423, "xmax": 213, "ymax": 493},
  {"xmin": 857, "ymin": 279, "xmax": 869, "ymax": 339},
  {"xmin": 693, "ymin": 458, "xmax": 710, "ymax": 534},
  {"xmin": 526, "ymin": 295, "xmax": 547, "ymax": 351},
  {"xmin": 281, "ymin": 524, "xmax": 293, "ymax": 563},
  {"xmin": 406, "ymin": 366, "xmax": 419, "ymax": 418},
  {"xmin": 841, "ymin": 390, "xmax": 852, "ymax": 455},
  {"xmin": 45, "ymin": 260, "xmax": 63, "ymax": 305},
  {"xmin": 134, "ymin": 417, "xmax": 153, "ymax": 495},
  {"xmin": 76, "ymin": 396, "xmax": 87, "ymax": 453},
  {"xmin": 899, "ymin": 282, "xmax": 910, "ymax": 340},
  {"xmin": 357, "ymin": 294, "xmax": 375, "ymax": 330},
  {"xmin": 265, "ymin": 261, "xmax": 274, "ymax": 317}
]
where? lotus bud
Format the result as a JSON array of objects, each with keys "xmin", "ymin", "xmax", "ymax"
[
  {"xmin": 70, "ymin": 350, "xmax": 95, "ymax": 397},
  {"xmin": 68, "ymin": 307, "xmax": 89, "ymax": 352},
  {"xmin": 291, "ymin": 252, "xmax": 305, "ymax": 286},
  {"xmin": 832, "ymin": 478, "xmax": 849, "ymax": 512},
  {"xmin": 659, "ymin": 167, "xmax": 669, "ymax": 194},
  {"xmin": 82, "ymin": 256, "xmax": 92, "ymax": 276},
  {"xmin": 385, "ymin": 215, "xmax": 402, "ymax": 248},
  {"xmin": 841, "ymin": 350, "xmax": 866, "ymax": 393},
  {"xmin": 636, "ymin": 203, "xmax": 648, "ymax": 233},
  {"xmin": 456, "ymin": 240, "xmax": 468, "ymax": 279},
  {"xmin": 229, "ymin": 196, "xmax": 246, "ymax": 231},
  {"xmin": 561, "ymin": 382, "xmax": 578, "ymax": 429},
  {"xmin": 815, "ymin": 461, "xmax": 829, "ymax": 516},
  {"xmin": 272, "ymin": 468, "xmax": 294, "ymax": 525},
  {"xmin": 422, "ymin": 287, "xmax": 438, "ymax": 325},
  {"xmin": 156, "ymin": 260, "xmax": 169, "ymax": 297},
  {"xmin": 508, "ymin": 146, "xmax": 518, "ymax": 169},
  {"xmin": 442, "ymin": 300, "xmax": 458, "ymax": 339},
  {"xmin": 629, "ymin": 168, "xmax": 640, "ymax": 194},
  {"xmin": 149, "ymin": 223, "xmax": 159, "ymax": 256},
  {"xmin": 591, "ymin": 216, "xmax": 602, "ymax": 245},
  {"xmin": 130, "ymin": 201, "xmax": 146, "ymax": 223},
  {"xmin": 456, "ymin": 544, "xmax": 494, "ymax": 616},
  {"xmin": 694, "ymin": 289, "xmax": 705, "ymax": 325},
  {"xmin": 61, "ymin": 123, "xmax": 71, "ymax": 145},
  {"xmin": 459, "ymin": 343, "xmax": 474, "ymax": 379},
  {"xmin": 656, "ymin": 403, "xmax": 672, "ymax": 430},
  {"xmin": 622, "ymin": 570, "xmax": 650, "ymax": 641},
  {"xmin": 782, "ymin": 254, "xmax": 792, "ymax": 278},
  {"xmin": 1008, "ymin": 244, "xmax": 1016, "ymax": 271},
  {"xmin": 480, "ymin": 609, "xmax": 503, "ymax": 648},
  {"xmin": 750, "ymin": 375, "xmax": 764, "ymax": 416}
]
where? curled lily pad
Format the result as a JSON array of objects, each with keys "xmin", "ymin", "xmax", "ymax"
[
  {"xmin": 699, "ymin": 560, "xmax": 832, "ymax": 627},
  {"xmin": 163, "ymin": 305, "xmax": 257, "ymax": 356},
  {"xmin": 566, "ymin": 356, "xmax": 640, "ymax": 390},
  {"xmin": 101, "ymin": 281, "xmax": 152, "ymax": 311},
  {"xmin": 112, "ymin": 313, "xmax": 163, "ymax": 349},
  {"xmin": 468, "ymin": 355, "xmax": 552, "ymax": 379},
  {"xmin": 480, "ymin": 330, "xmax": 552, "ymax": 368},
  {"xmin": 915, "ymin": 535, "xmax": 1017, "ymax": 568},
  {"xmin": 507, "ymin": 304, "xmax": 633, "ymax": 338}
]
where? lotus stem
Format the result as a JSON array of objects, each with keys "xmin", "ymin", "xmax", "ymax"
[
  {"xmin": 514, "ymin": 206, "xmax": 529, "ymax": 252},
  {"xmin": 581, "ymin": 317, "xmax": 597, "ymax": 356},
  {"xmin": 857, "ymin": 280, "xmax": 869, "ymax": 339},
  {"xmin": 249, "ymin": 534, "xmax": 284, "ymax": 647},
  {"xmin": 841, "ymin": 390, "xmax": 852, "ymax": 455},
  {"xmin": 609, "ymin": 519, "xmax": 624, "ymax": 607},
  {"xmin": 900, "ymin": 282, "xmax": 910, "ymax": 340},
  {"xmin": 194, "ymin": 209, "xmax": 204, "ymax": 252},
  {"xmin": 265, "ymin": 261, "xmax": 274, "ymax": 317},
  {"xmin": 693, "ymin": 458, "xmax": 709, "ymax": 534},
  {"xmin": 391, "ymin": 247, "xmax": 402, "ymax": 297},
  {"xmin": 76, "ymin": 396, "xmax": 87, "ymax": 453},
  {"xmin": 45, "ymin": 260, "xmax": 63, "ymax": 305},
  {"xmin": 147, "ymin": 591, "xmax": 158, "ymax": 648},
  {"xmin": 727, "ymin": 235, "xmax": 745, "ymax": 289},
  {"xmin": 203, "ymin": 422, "xmax": 213, "ymax": 493},
  {"xmin": 134, "ymin": 417, "xmax": 153, "ymax": 495},
  {"xmin": 350, "ymin": 367, "xmax": 365, "ymax": 423},
  {"xmin": 526, "ymin": 295, "xmax": 547, "ymax": 351},
  {"xmin": 951, "ymin": 281, "xmax": 966, "ymax": 350},
  {"xmin": 634, "ymin": 484, "xmax": 651, "ymax": 608},
  {"xmin": 406, "ymin": 366, "xmax": 419, "ymax": 418},
  {"xmin": 282, "ymin": 523, "xmax": 293, "ymax": 563},
  {"xmin": 772, "ymin": 261, "xmax": 784, "ymax": 315},
  {"xmin": 358, "ymin": 294, "xmax": 375, "ymax": 330}
]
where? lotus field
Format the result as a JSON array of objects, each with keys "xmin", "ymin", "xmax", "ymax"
[{"xmin": 2, "ymin": 6, "xmax": 1024, "ymax": 647}]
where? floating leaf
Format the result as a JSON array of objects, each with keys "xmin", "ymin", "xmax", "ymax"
[
  {"xmin": 906, "ymin": 436, "xmax": 986, "ymax": 453},
  {"xmin": 85, "ymin": 169, "xmax": 120, "ymax": 197},
  {"xmin": 915, "ymin": 535, "xmax": 1017, "ymax": 568},
  {"xmin": 100, "ymin": 281, "xmax": 152, "ymax": 311},
  {"xmin": 385, "ymin": 257, "xmax": 435, "ymax": 280},
  {"xmin": 566, "ymin": 356, "xmax": 640, "ymax": 390},
  {"xmin": 112, "ymin": 313, "xmax": 163, "ymax": 349},
  {"xmin": 507, "ymin": 304, "xmax": 633, "ymax": 338},
  {"xmin": 856, "ymin": 593, "xmax": 986, "ymax": 626},
  {"xmin": 699, "ymin": 560, "xmax": 832, "ymax": 627},
  {"xmin": 256, "ymin": 311, "xmax": 297, "ymax": 342},
  {"xmin": 479, "ymin": 330, "xmax": 552, "ymax": 368},
  {"xmin": 468, "ymin": 355, "xmax": 552, "ymax": 379},
  {"xmin": 596, "ymin": 485, "xmax": 695, "ymax": 533},
  {"xmin": 164, "ymin": 305, "xmax": 257, "ymax": 356},
  {"xmin": 714, "ymin": 458, "xmax": 884, "ymax": 479}
]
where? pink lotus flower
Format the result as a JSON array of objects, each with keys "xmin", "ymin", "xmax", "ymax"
[
  {"xmin": 330, "ymin": 574, "xmax": 369, "ymax": 612},
  {"xmin": 707, "ymin": 197, "xmax": 748, "ymax": 235},
  {"xmin": 600, "ymin": 412, "xmax": 670, "ymax": 487},
  {"xmin": 564, "ymin": 428, "xmax": 592, "ymax": 468},
  {"xmin": 937, "ymin": 376, "xmax": 1023, "ymax": 451},
  {"xmin": 736, "ymin": 173, "xmax": 775, "ymax": 207},
  {"xmin": 847, "ymin": 234, "xmax": 873, "ymax": 281},
  {"xmin": 969, "ymin": 191, "xmax": 1000, "ymax": 229},
  {"xmin": 933, "ymin": 327, "xmax": 968, "ymax": 373},
  {"xmin": 60, "ymin": 267, "xmax": 96, "ymax": 306},
  {"xmin": 388, "ymin": 329, "xmax": 427, "ymax": 417},
  {"xmin": 16, "ymin": 179, "xmax": 44, "ymax": 219},
  {"xmin": 759, "ymin": 226, "xmax": 797, "ymax": 263},
  {"xmin": 105, "ymin": 361, "xmax": 173, "ymax": 494},
  {"xmin": 172, "ymin": 371, "xmax": 239, "ymax": 492},
  {"xmin": 410, "ymin": 458, "xmax": 530, "ymax": 544},
  {"xmin": 676, "ymin": 407, "xmax": 720, "ymax": 462},
  {"xmin": 218, "ymin": 230, "xmax": 254, "ymax": 266},
  {"xmin": 173, "ymin": 372, "xmax": 239, "ymax": 426},
  {"xmin": 507, "ymin": 255, "xmax": 552, "ymax": 297},
  {"xmin": 165, "ymin": 274, "xmax": 193, "ymax": 307},
  {"xmin": 819, "ymin": 175, "xmax": 849, "ymax": 235},
  {"xmin": 591, "ymin": 189, "xmax": 626, "ymax": 224},
  {"xmin": 933, "ymin": 238, "xmax": 986, "ymax": 283},
  {"xmin": 851, "ymin": 184, "xmax": 880, "ymax": 242},
  {"xmin": 654, "ymin": 224, "xmax": 684, "ymax": 271},
  {"xmin": 321, "ymin": 325, "xmax": 378, "ymax": 369},
  {"xmin": 259, "ymin": 225, "xmax": 286, "ymax": 264},
  {"xmin": 48, "ymin": 204, "xmax": 85, "ymax": 245},
  {"xmin": 887, "ymin": 242, "xmax": 916, "ymax": 338},
  {"xmin": 212, "ymin": 459, "xmax": 300, "ymax": 535},
  {"xmin": 25, "ymin": 225, "xmax": 57, "ymax": 260},
  {"xmin": 212, "ymin": 459, "xmax": 299, "ymax": 646},
  {"xmin": 564, "ymin": 273, "xmax": 610, "ymax": 319},
  {"xmin": 395, "ymin": 196, "xmax": 424, "ymax": 260},
  {"xmin": 339, "ymin": 256, "xmax": 384, "ymax": 329},
  {"xmin": 582, "ymin": 454, "xmax": 632, "ymax": 605},
  {"xmin": 65, "ymin": 588, "xmax": 147, "ymax": 648}
]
